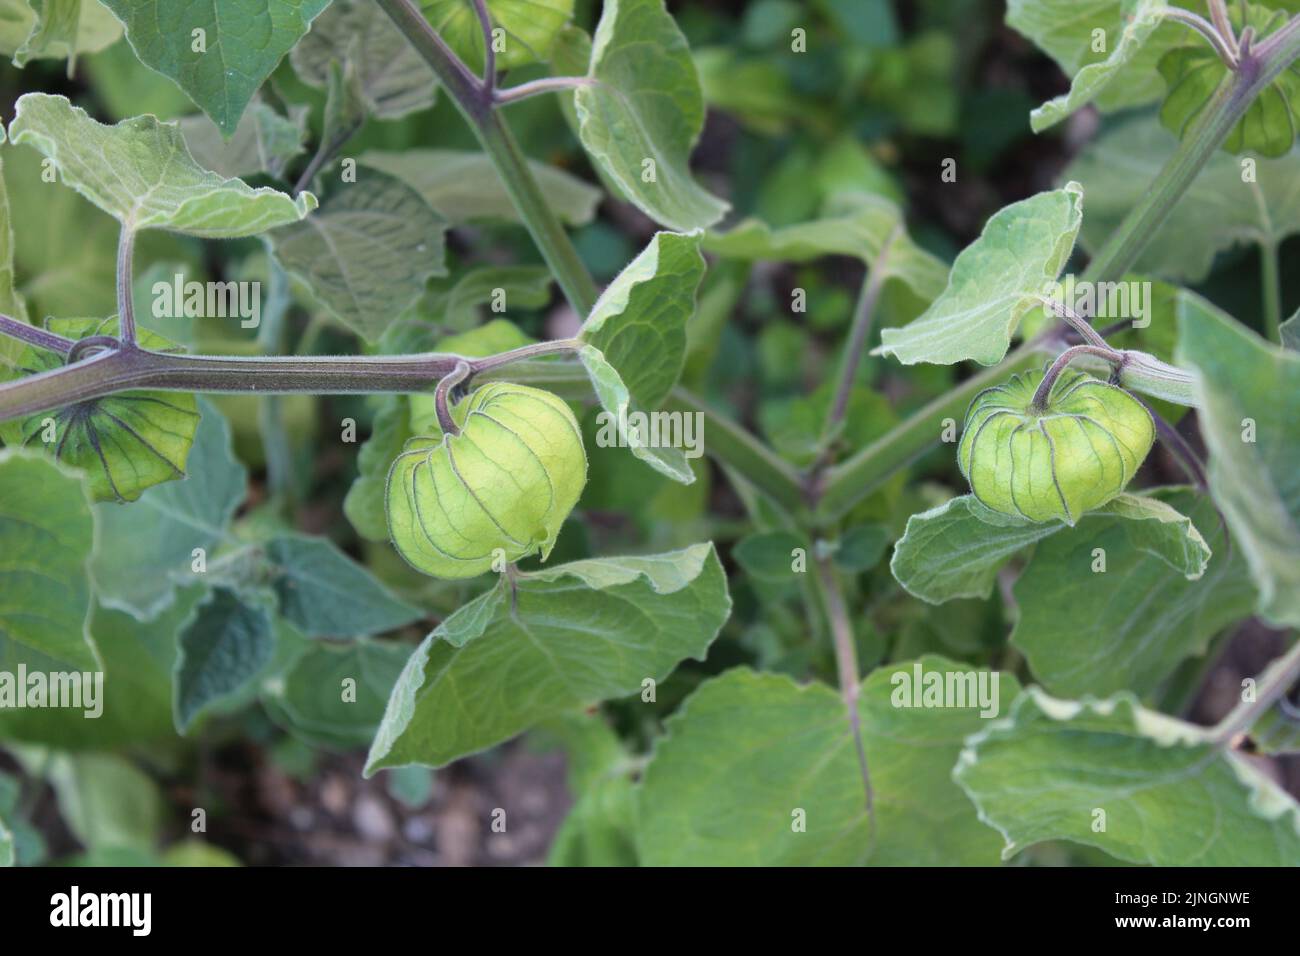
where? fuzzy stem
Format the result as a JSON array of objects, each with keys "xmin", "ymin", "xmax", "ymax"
[
  {"xmin": 377, "ymin": 0, "xmax": 598, "ymax": 317},
  {"xmin": 1212, "ymin": 637, "xmax": 1300, "ymax": 747},
  {"xmin": 494, "ymin": 76, "xmax": 596, "ymax": 104},
  {"xmin": 1083, "ymin": 24, "xmax": 1300, "ymax": 284},
  {"xmin": 0, "ymin": 313, "xmax": 74, "ymax": 356},
  {"xmin": 434, "ymin": 360, "xmax": 472, "ymax": 435},
  {"xmin": 469, "ymin": 0, "xmax": 496, "ymax": 90},
  {"xmin": 827, "ymin": 234, "xmax": 895, "ymax": 435},
  {"xmin": 812, "ymin": 553, "xmax": 875, "ymax": 825},
  {"xmin": 1030, "ymin": 344, "xmax": 1123, "ymax": 412},
  {"xmin": 1165, "ymin": 8, "xmax": 1238, "ymax": 66},
  {"xmin": 116, "ymin": 228, "xmax": 137, "ymax": 345}
]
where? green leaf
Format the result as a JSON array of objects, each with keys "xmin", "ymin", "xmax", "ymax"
[
  {"xmin": 268, "ymin": 168, "xmax": 447, "ymax": 343},
  {"xmin": 637, "ymin": 659, "xmax": 1020, "ymax": 865},
  {"xmin": 876, "ymin": 183, "xmax": 1084, "ymax": 366},
  {"xmin": 290, "ymin": 0, "xmax": 437, "ymax": 120},
  {"xmin": 733, "ymin": 531, "xmax": 806, "ymax": 583},
  {"xmin": 91, "ymin": 399, "xmax": 247, "ymax": 620},
  {"xmin": 359, "ymin": 149, "xmax": 600, "ymax": 226},
  {"xmin": 0, "ymin": 588, "xmax": 203, "ymax": 748},
  {"xmin": 11, "ymin": 317, "xmax": 199, "ymax": 503},
  {"xmin": 890, "ymin": 495, "xmax": 1064, "ymax": 604},
  {"xmin": 1159, "ymin": 4, "xmax": 1300, "ymax": 159},
  {"xmin": 1006, "ymin": 0, "xmax": 1186, "ymax": 116},
  {"xmin": 100, "ymin": 0, "xmax": 332, "ymax": 134},
  {"xmin": 1252, "ymin": 695, "xmax": 1300, "ymax": 755},
  {"xmin": 1012, "ymin": 490, "xmax": 1255, "ymax": 697},
  {"xmin": 178, "ymin": 100, "xmax": 307, "ymax": 180},
  {"xmin": 426, "ymin": 266, "xmax": 552, "ymax": 332},
  {"xmin": 1066, "ymin": 116, "xmax": 1300, "ymax": 283},
  {"xmin": 419, "ymin": 0, "xmax": 573, "ymax": 74},
  {"xmin": 8, "ymin": 94, "xmax": 316, "ymax": 235},
  {"xmin": 574, "ymin": 0, "xmax": 729, "ymax": 231},
  {"xmin": 344, "ymin": 396, "xmax": 413, "ymax": 542},
  {"xmin": 955, "ymin": 688, "xmax": 1300, "ymax": 865},
  {"xmin": 0, "ymin": 451, "xmax": 97, "ymax": 669},
  {"xmin": 262, "ymin": 637, "xmax": 412, "ymax": 749},
  {"xmin": 264, "ymin": 535, "xmax": 423, "ymax": 637},
  {"xmin": 1178, "ymin": 295, "xmax": 1300, "ymax": 628},
  {"xmin": 579, "ymin": 231, "xmax": 704, "ymax": 411},
  {"xmin": 364, "ymin": 543, "xmax": 730, "ymax": 772},
  {"xmin": 174, "ymin": 586, "xmax": 275, "ymax": 731},
  {"xmin": 45, "ymin": 752, "xmax": 162, "ymax": 852},
  {"xmin": 577, "ymin": 343, "xmax": 694, "ymax": 483},
  {"xmin": 10, "ymin": 0, "xmax": 121, "ymax": 69},
  {"xmin": 1, "ymin": 137, "xmax": 117, "ymax": 321},
  {"xmin": 1022, "ymin": 0, "xmax": 1172, "ymax": 132},
  {"xmin": 704, "ymin": 193, "xmax": 948, "ymax": 302},
  {"xmin": 538, "ymin": 711, "xmax": 638, "ymax": 866}
]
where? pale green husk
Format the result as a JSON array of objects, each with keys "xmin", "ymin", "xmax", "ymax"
[
  {"xmin": 386, "ymin": 383, "xmax": 587, "ymax": 578},
  {"xmin": 958, "ymin": 369, "xmax": 1154, "ymax": 525}
]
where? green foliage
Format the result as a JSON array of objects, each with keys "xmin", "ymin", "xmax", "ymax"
[{"xmin": 100, "ymin": 0, "xmax": 332, "ymax": 134}]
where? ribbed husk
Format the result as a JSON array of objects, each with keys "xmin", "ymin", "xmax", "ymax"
[
  {"xmin": 387, "ymin": 383, "xmax": 587, "ymax": 578},
  {"xmin": 957, "ymin": 369, "xmax": 1154, "ymax": 525}
]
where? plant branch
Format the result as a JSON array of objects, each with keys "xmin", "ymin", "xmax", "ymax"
[
  {"xmin": 1260, "ymin": 239, "xmax": 1283, "ymax": 343},
  {"xmin": 469, "ymin": 0, "xmax": 496, "ymax": 90},
  {"xmin": 812, "ymin": 552, "xmax": 875, "ymax": 826},
  {"xmin": 0, "ymin": 339, "xmax": 580, "ymax": 423},
  {"xmin": 494, "ymin": 76, "xmax": 595, "ymax": 105},
  {"xmin": 826, "ymin": 234, "xmax": 895, "ymax": 437},
  {"xmin": 1212, "ymin": 636, "xmax": 1300, "ymax": 747},
  {"xmin": 1035, "ymin": 296, "xmax": 1112, "ymax": 349},
  {"xmin": 116, "ymin": 227, "xmax": 137, "ymax": 345},
  {"xmin": 0, "ymin": 313, "xmax": 74, "ymax": 356},
  {"xmin": 1083, "ymin": 23, "xmax": 1300, "ymax": 284},
  {"xmin": 1165, "ymin": 8, "xmax": 1238, "ymax": 66},
  {"xmin": 434, "ymin": 359, "xmax": 472, "ymax": 435},
  {"xmin": 379, "ymin": 0, "xmax": 598, "ymax": 316}
]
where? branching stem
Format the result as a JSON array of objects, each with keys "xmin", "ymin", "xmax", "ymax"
[{"xmin": 434, "ymin": 360, "xmax": 472, "ymax": 435}]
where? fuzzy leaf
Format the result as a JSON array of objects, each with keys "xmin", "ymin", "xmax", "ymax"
[
  {"xmin": 264, "ymin": 535, "xmax": 423, "ymax": 637},
  {"xmin": 268, "ymin": 168, "xmax": 447, "ymax": 343},
  {"xmin": 0, "ymin": 451, "xmax": 97, "ymax": 669},
  {"xmin": 174, "ymin": 587, "xmax": 274, "ymax": 731},
  {"xmin": 637, "ymin": 659, "xmax": 1020, "ymax": 865},
  {"xmin": 8, "ymin": 94, "xmax": 316, "ymax": 235},
  {"xmin": 577, "ymin": 343, "xmax": 694, "ymax": 483},
  {"xmin": 955, "ymin": 688, "xmax": 1300, "ymax": 865},
  {"xmin": 100, "ymin": 0, "xmax": 332, "ymax": 134},
  {"xmin": 579, "ymin": 231, "xmax": 704, "ymax": 411},
  {"xmin": 574, "ymin": 0, "xmax": 729, "ymax": 231},
  {"xmin": 360, "ymin": 149, "xmax": 600, "ymax": 226},
  {"xmin": 365, "ymin": 544, "xmax": 730, "ymax": 772},
  {"xmin": 1178, "ymin": 295, "xmax": 1300, "ymax": 628},
  {"xmin": 419, "ymin": 0, "xmax": 573, "ymax": 74},
  {"xmin": 178, "ymin": 100, "xmax": 307, "ymax": 180},
  {"xmin": 1012, "ymin": 490, "xmax": 1255, "ymax": 697},
  {"xmin": 704, "ymin": 193, "xmax": 948, "ymax": 302},
  {"xmin": 876, "ymin": 183, "xmax": 1084, "ymax": 366},
  {"xmin": 291, "ymin": 0, "xmax": 437, "ymax": 119},
  {"xmin": 91, "ymin": 399, "xmax": 247, "ymax": 620}
]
